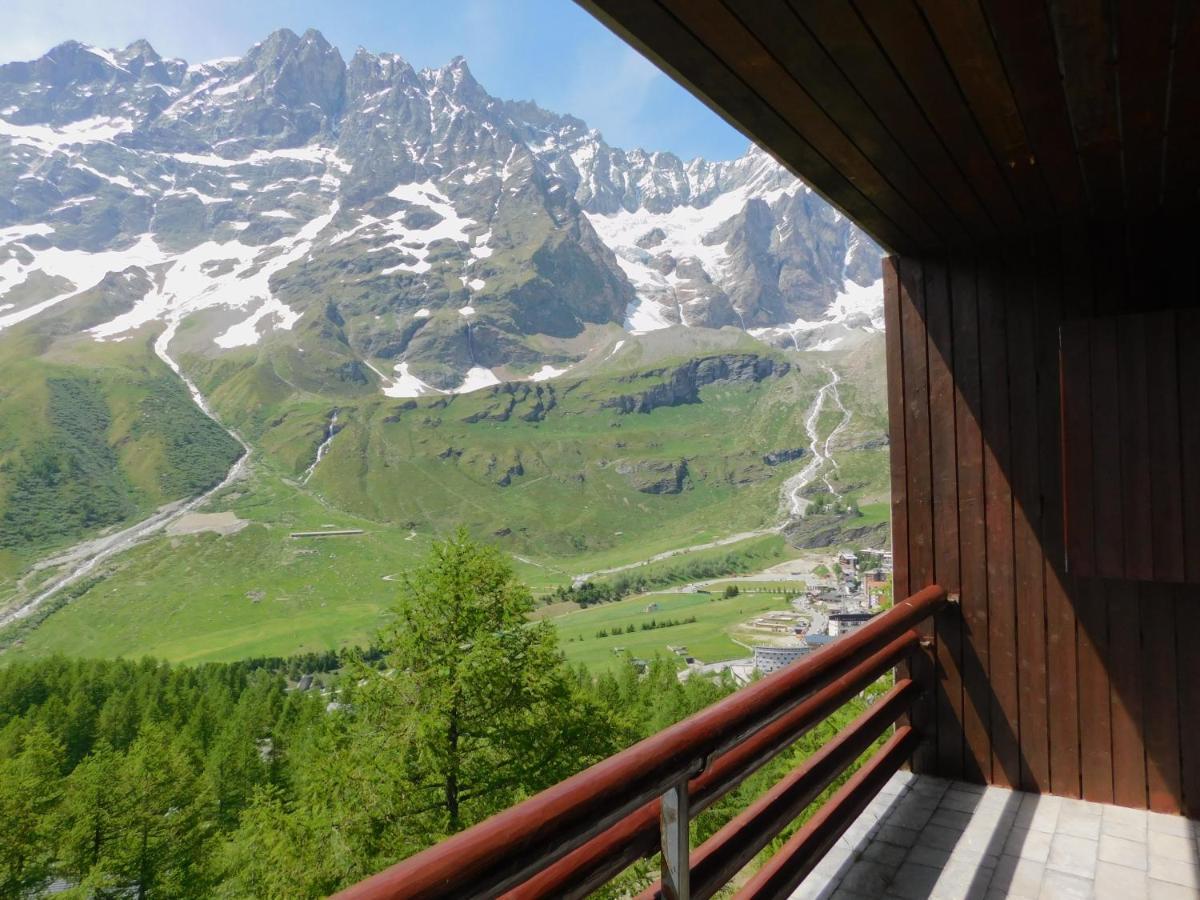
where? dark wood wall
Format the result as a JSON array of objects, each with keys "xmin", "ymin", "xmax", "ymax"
[
  {"xmin": 885, "ymin": 221, "xmax": 1200, "ymax": 814},
  {"xmin": 1060, "ymin": 310, "xmax": 1200, "ymax": 584}
]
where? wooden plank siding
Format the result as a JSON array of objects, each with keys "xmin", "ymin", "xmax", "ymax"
[
  {"xmin": 1037, "ymin": 235, "xmax": 1080, "ymax": 799},
  {"xmin": 951, "ymin": 258, "xmax": 991, "ymax": 786},
  {"xmin": 1007, "ymin": 255, "xmax": 1049, "ymax": 793},
  {"xmin": 898, "ymin": 258, "xmax": 938, "ymax": 774},
  {"xmin": 978, "ymin": 256, "xmax": 1020, "ymax": 789},
  {"xmin": 924, "ymin": 259, "xmax": 964, "ymax": 781},
  {"xmin": 884, "ymin": 218, "xmax": 1200, "ymax": 814}
]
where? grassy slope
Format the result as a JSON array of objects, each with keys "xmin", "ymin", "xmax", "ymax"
[
  {"xmin": 0, "ymin": 323, "xmax": 241, "ymax": 606},
  {"xmin": 3, "ymin": 328, "xmax": 890, "ymax": 665},
  {"xmin": 3, "ymin": 467, "xmax": 430, "ymax": 663},
  {"xmin": 203, "ymin": 335, "xmax": 834, "ymax": 567},
  {"xmin": 554, "ymin": 589, "xmax": 800, "ymax": 673}
]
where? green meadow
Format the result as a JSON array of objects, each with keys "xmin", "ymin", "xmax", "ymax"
[
  {"xmin": 552, "ymin": 589, "xmax": 800, "ymax": 673},
  {"xmin": 1, "ymin": 328, "xmax": 891, "ymax": 666}
]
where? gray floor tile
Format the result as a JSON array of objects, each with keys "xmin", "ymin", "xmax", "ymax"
[
  {"xmin": 1098, "ymin": 832, "xmax": 1149, "ymax": 870},
  {"xmin": 1046, "ymin": 833, "xmax": 1099, "ymax": 879},
  {"xmin": 839, "ymin": 859, "xmax": 894, "ymax": 895},
  {"xmin": 1151, "ymin": 829, "xmax": 1199, "ymax": 863},
  {"xmin": 1004, "ymin": 827, "xmax": 1052, "ymax": 863},
  {"xmin": 1093, "ymin": 860, "xmax": 1150, "ymax": 899},
  {"xmin": 1150, "ymin": 855, "xmax": 1200, "ymax": 888},
  {"xmin": 1148, "ymin": 879, "xmax": 1200, "ymax": 899},
  {"xmin": 788, "ymin": 775, "xmax": 1200, "ymax": 900},
  {"xmin": 1038, "ymin": 869, "xmax": 1093, "ymax": 899},
  {"xmin": 888, "ymin": 861, "xmax": 943, "ymax": 900},
  {"xmin": 987, "ymin": 855, "xmax": 1045, "ymax": 899}
]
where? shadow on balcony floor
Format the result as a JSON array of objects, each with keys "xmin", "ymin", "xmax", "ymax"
[{"xmin": 789, "ymin": 772, "xmax": 1200, "ymax": 899}]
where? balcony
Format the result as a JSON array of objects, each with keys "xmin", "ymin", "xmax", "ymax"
[
  {"xmin": 332, "ymin": 2, "xmax": 1200, "ymax": 896},
  {"xmin": 334, "ymin": 586, "xmax": 952, "ymax": 898},
  {"xmin": 793, "ymin": 772, "xmax": 1200, "ymax": 899}
]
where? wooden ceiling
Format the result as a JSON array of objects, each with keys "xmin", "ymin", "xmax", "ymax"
[{"xmin": 576, "ymin": 0, "xmax": 1200, "ymax": 255}]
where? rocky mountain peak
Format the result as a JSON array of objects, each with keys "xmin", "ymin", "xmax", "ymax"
[{"xmin": 0, "ymin": 28, "xmax": 884, "ymax": 395}]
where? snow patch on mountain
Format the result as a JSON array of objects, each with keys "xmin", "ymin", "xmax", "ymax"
[
  {"xmin": 529, "ymin": 363, "xmax": 569, "ymax": 381},
  {"xmin": 384, "ymin": 362, "xmax": 441, "ymax": 398},
  {"xmin": 0, "ymin": 28, "xmax": 885, "ymax": 394},
  {"xmin": 0, "ymin": 115, "xmax": 132, "ymax": 149},
  {"xmin": 456, "ymin": 366, "xmax": 500, "ymax": 392},
  {"xmin": 90, "ymin": 200, "xmax": 341, "ymax": 346},
  {"xmin": 0, "ymin": 234, "xmax": 162, "ymax": 330}
]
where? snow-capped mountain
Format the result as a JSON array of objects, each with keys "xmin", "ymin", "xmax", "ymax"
[{"xmin": 0, "ymin": 29, "xmax": 882, "ymax": 394}]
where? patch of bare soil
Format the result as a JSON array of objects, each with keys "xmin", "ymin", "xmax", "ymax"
[{"xmin": 166, "ymin": 511, "xmax": 247, "ymax": 537}]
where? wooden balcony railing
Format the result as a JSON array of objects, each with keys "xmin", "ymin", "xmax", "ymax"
[{"xmin": 334, "ymin": 584, "xmax": 948, "ymax": 900}]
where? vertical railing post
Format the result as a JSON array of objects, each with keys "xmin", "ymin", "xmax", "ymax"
[{"xmin": 660, "ymin": 779, "xmax": 690, "ymax": 900}]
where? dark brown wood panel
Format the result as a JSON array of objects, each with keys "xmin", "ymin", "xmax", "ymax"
[
  {"xmin": 924, "ymin": 259, "xmax": 964, "ymax": 780},
  {"xmin": 978, "ymin": 0, "xmax": 1086, "ymax": 217},
  {"xmin": 582, "ymin": 0, "xmax": 1200, "ymax": 250},
  {"xmin": 898, "ymin": 257, "xmax": 938, "ymax": 772},
  {"xmin": 884, "ymin": 257, "xmax": 910, "ymax": 599},
  {"xmin": 1076, "ymin": 578, "xmax": 1115, "ymax": 804},
  {"xmin": 1116, "ymin": 1, "xmax": 1173, "ymax": 215},
  {"xmin": 1177, "ymin": 588, "xmax": 1200, "ymax": 817},
  {"xmin": 1116, "ymin": 314, "xmax": 1153, "ymax": 581},
  {"xmin": 1047, "ymin": 0, "xmax": 1123, "ymax": 212},
  {"xmin": 1089, "ymin": 318, "xmax": 1125, "ymax": 579},
  {"xmin": 1165, "ymin": 3, "xmax": 1200, "ymax": 209},
  {"xmin": 1060, "ymin": 300, "xmax": 1200, "ymax": 584},
  {"xmin": 978, "ymin": 256, "xmax": 1019, "ymax": 788},
  {"xmin": 1107, "ymin": 577, "xmax": 1146, "ymax": 809},
  {"xmin": 656, "ymin": 0, "xmax": 943, "ymax": 248},
  {"xmin": 918, "ymin": 0, "xmax": 1055, "ymax": 225},
  {"xmin": 1038, "ymin": 235, "xmax": 1080, "ymax": 799},
  {"xmin": 854, "ymin": 0, "xmax": 1023, "ymax": 234},
  {"xmin": 882, "ymin": 223, "xmax": 1198, "ymax": 812},
  {"xmin": 1060, "ymin": 325, "xmax": 1094, "ymax": 578},
  {"xmin": 1181, "ymin": 310, "xmax": 1200, "ymax": 584},
  {"xmin": 951, "ymin": 257, "xmax": 992, "ymax": 785},
  {"xmin": 794, "ymin": 0, "xmax": 996, "ymax": 245},
  {"xmin": 716, "ymin": 0, "xmax": 982, "ymax": 245},
  {"xmin": 576, "ymin": 0, "xmax": 920, "ymax": 252},
  {"xmin": 1007, "ymin": 256, "xmax": 1049, "ymax": 793},
  {"xmin": 1145, "ymin": 311, "xmax": 1185, "ymax": 583},
  {"xmin": 883, "ymin": 257, "xmax": 914, "ymax": 748},
  {"xmin": 1141, "ymin": 583, "xmax": 1181, "ymax": 814}
]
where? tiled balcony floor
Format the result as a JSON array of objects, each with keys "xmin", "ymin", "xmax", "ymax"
[{"xmin": 790, "ymin": 772, "xmax": 1200, "ymax": 899}]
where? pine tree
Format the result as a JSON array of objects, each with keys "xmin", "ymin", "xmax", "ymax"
[
  {"xmin": 103, "ymin": 724, "xmax": 213, "ymax": 898},
  {"xmin": 0, "ymin": 724, "xmax": 64, "ymax": 897},
  {"xmin": 51, "ymin": 741, "xmax": 122, "ymax": 890}
]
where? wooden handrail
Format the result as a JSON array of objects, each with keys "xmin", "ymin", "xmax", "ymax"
[
  {"xmin": 637, "ymin": 677, "xmax": 920, "ymax": 900},
  {"xmin": 509, "ymin": 630, "xmax": 923, "ymax": 899},
  {"xmin": 736, "ymin": 726, "xmax": 919, "ymax": 898},
  {"xmin": 333, "ymin": 584, "xmax": 946, "ymax": 900}
]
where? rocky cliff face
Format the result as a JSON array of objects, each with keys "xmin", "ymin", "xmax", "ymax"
[
  {"xmin": 0, "ymin": 29, "xmax": 883, "ymax": 392},
  {"xmin": 602, "ymin": 353, "xmax": 788, "ymax": 414}
]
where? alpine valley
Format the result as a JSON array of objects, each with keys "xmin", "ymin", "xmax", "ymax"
[{"xmin": 0, "ymin": 29, "xmax": 891, "ymax": 663}]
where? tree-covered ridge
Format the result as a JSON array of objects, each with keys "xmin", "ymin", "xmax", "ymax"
[
  {"xmin": 0, "ymin": 377, "xmax": 136, "ymax": 551},
  {"xmin": 0, "ymin": 534, "xmax": 887, "ymax": 898},
  {"xmin": 0, "ymin": 335, "xmax": 243, "ymax": 561}
]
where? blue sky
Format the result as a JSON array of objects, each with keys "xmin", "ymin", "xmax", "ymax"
[{"xmin": 0, "ymin": 0, "xmax": 750, "ymax": 161}]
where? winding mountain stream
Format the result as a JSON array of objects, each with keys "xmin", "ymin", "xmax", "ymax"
[{"xmin": 781, "ymin": 364, "xmax": 852, "ymax": 517}]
